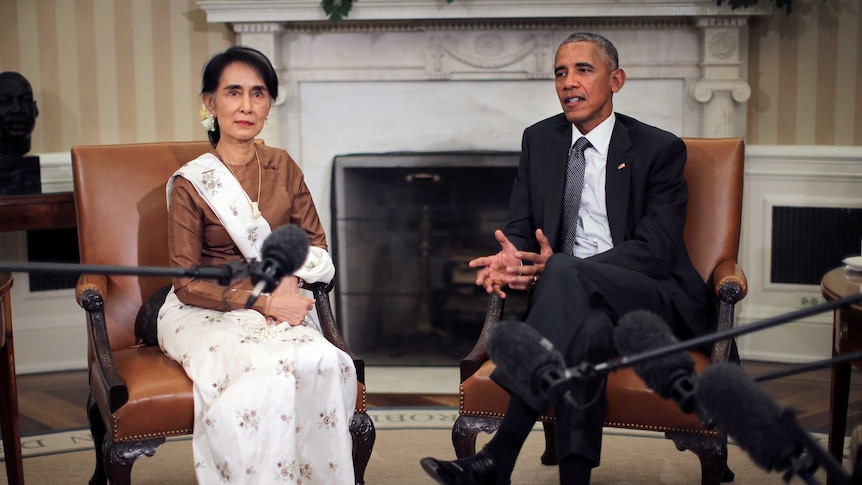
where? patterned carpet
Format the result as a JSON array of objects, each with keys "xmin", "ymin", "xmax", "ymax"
[{"xmin": 1, "ymin": 407, "xmax": 853, "ymax": 485}]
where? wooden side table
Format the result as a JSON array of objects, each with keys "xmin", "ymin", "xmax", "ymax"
[
  {"xmin": 822, "ymin": 266, "xmax": 862, "ymax": 469},
  {"xmin": 0, "ymin": 191, "xmax": 76, "ymax": 231},
  {"xmin": 0, "ymin": 272, "xmax": 23, "ymax": 484}
]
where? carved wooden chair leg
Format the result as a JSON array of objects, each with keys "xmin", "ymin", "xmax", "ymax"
[
  {"xmin": 87, "ymin": 394, "xmax": 108, "ymax": 485},
  {"xmin": 0, "ymin": 336, "xmax": 23, "ymax": 485},
  {"xmin": 350, "ymin": 411, "xmax": 375, "ymax": 485},
  {"xmin": 453, "ymin": 415, "xmax": 501, "ymax": 459},
  {"xmin": 667, "ymin": 433, "xmax": 731, "ymax": 485},
  {"xmin": 103, "ymin": 438, "xmax": 165, "ymax": 485},
  {"xmin": 540, "ymin": 422, "xmax": 558, "ymax": 465}
]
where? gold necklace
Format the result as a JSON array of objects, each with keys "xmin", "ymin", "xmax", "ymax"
[{"xmin": 218, "ymin": 145, "xmax": 262, "ymax": 219}]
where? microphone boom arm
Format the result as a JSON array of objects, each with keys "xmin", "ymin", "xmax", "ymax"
[
  {"xmin": 592, "ymin": 292, "xmax": 862, "ymax": 377},
  {"xmin": 0, "ymin": 260, "xmax": 249, "ymax": 286}
]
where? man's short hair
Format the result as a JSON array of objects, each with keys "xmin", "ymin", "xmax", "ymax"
[{"xmin": 559, "ymin": 32, "xmax": 620, "ymax": 71}]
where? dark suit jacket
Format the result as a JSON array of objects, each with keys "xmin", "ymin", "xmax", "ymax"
[{"xmin": 503, "ymin": 112, "xmax": 714, "ymax": 338}]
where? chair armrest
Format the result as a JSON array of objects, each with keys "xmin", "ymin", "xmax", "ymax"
[
  {"xmin": 300, "ymin": 279, "xmax": 365, "ymax": 384},
  {"xmin": 76, "ymin": 285, "xmax": 129, "ymax": 413},
  {"xmin": 459, "ymin": 293, "xmax": 505, "ymax": 382},
  {"xmin": 75, "ymin": 273, "xmax": 107, "ymax": 307},
  {"xmin": 713, "ymin": 260, "xmax": 747, "ymax": 306},
  {"xmin": 710, "ymin": 260, "xmax": 748, "ymax": 363}
]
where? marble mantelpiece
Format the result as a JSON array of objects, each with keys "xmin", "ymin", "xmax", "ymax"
[
  {"xmin": 200, "ymin": 1, "xmax": 767, "ymax": 232},
  {"xmin": 199, "ymin": 0, "xmax": 770, "ymax": 23}
]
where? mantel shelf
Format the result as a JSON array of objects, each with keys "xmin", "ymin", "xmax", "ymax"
[{"xmin": 199, "ymin": 0, "xmax": 772, "ymax": 24}]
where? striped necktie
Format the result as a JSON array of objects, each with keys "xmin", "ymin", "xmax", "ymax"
[{"xmin": 560, "ymin": 136, "xmax": 591, "ymax": 255}]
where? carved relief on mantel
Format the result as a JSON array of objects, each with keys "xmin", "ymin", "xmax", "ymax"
[{"xmin": 426, "ymin": 31, "xmax": 552, "ymax": 80}]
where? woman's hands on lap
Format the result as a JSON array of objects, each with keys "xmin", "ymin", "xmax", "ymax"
[{"xmin": 266, "ymin": 276, "xmax": 315, "ymax": 326}]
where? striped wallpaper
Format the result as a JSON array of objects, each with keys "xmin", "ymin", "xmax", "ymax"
[
  {"xmin": 0, "ymin": 0, "xmax": 233, "ymax": 153},
  {"xmin": 747, "ymin": 0, "xmax": 862, "ymax": 146},
  {"xmin": 0, "ymin": 0, "xmax": 859, "ymax": 153}
]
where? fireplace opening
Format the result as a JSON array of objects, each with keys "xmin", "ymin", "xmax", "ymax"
[{"xmin": 332, "ymin": 152, "xmax": 530, "ymax": 366}]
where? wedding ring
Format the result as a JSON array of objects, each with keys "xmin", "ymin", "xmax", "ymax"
[{"xmin": 531, "ymin": 275, "xmax": 538, "ymax": 286}]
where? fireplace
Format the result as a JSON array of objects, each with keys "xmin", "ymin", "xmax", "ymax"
[{"xmin": 332, "ymin": 152, "xmax": 529, "ymax": 364}]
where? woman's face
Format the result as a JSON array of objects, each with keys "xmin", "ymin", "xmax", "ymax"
[{"xmin": 203, "ymin": 61, "xmax": 271, "ymax": 144}]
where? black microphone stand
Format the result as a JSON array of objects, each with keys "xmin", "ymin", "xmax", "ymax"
[
  {"xmin": 752, "ymin": 351, "xmax": 862, "ymax": 384},
  {"xmin": 560, "ymin": 292, "xmax": 862, "ymax": 395},
  {"xmin": 571, "ymin": 293, "xmax": 862, "ymax": 485},
  {"xmin": 750, "ymin": 353, "xmax": 862, "ymax": 485},
  {"xmin": 779, "ymin": 408, "xmax": 851, "ymax": 485}
]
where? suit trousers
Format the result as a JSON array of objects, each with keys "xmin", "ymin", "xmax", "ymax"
[{"xmin": 491, "ymin": 253, "xmax": 687, "ymax": 467}]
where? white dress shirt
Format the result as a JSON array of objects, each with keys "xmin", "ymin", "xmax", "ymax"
[{"xmin": 570, "ymin": 113, "xmax": 615, "ymax": 259}]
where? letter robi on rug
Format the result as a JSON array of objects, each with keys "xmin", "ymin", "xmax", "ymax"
[{"xmin": 3, "ymin": 408, "xmax": 842, "ymax": 484}]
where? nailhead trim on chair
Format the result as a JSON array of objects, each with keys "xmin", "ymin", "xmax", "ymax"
[
  {"xmin": 112, "ymin": 414, "xmax": 193, "ymax": 442},
  {"xmin": 460, "ymin": 386, "xmax": 719, "ymax": 436},
  {"xmin": 75, "ymin": 283, "xmax": 101, "ymax": 304},
  {"xmin": 603, "ymin": 421, "xmax": 721, "ymax": 437},
  {"xmin": 459, "ymin": 387, "xmax": 556, "ymax": 422},
  {"xmin": 110, "ymin": 383, "xmax": 368, "ymax": 442},
  {"xmin": 718, "ymin": 276, "xmax": 747, "ymax": 294},
  {"xmin": 355, "ymin": 385, "xmax": 367, "ymax": 413}
]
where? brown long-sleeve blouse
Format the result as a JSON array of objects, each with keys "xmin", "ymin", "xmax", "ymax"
[{"xmin": 167, "ymin": 144, "xmax": 327, "ymax": 312}]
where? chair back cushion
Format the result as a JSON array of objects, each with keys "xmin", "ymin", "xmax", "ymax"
[
  {"xmin": 72, "ymin": 141, "xmax": 212, "ymax": 350},
  {"xmin": 680, "ymin": 138, "xmax": 744, "ymax": 284}
]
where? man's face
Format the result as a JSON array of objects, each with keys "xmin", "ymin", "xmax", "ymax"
[
  {"xmin": 0, "ymin": 76, "xmax": 38, "ymax": 140},
  {"xmin": 554, "ymin": 41, "xmax": 625, "ymax": 134}
]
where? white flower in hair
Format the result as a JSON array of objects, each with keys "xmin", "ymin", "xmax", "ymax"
[{"xmin": 200, "ymin": 103, "xmax": 215, "ymax": 132}]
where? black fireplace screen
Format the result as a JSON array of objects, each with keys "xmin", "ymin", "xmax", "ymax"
[{"xmin": 331, "ymin": 152, "xmax": 529, "ymax": 365}]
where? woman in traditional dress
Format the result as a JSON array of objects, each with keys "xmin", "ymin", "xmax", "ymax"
[{"xmin": 158, "ymin": 45, "xmax": 357, "ymax": 484}]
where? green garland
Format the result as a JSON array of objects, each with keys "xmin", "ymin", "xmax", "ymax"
[
  {"xmin": 715, "ymin": 0, "xmax": 794, "ymax": 14},
  {"xmin": 321, "ymin": 0, "xmax": 794, "ymax": 25},
  {"xmin": 320, "ymin": 0, "xmax": 353, "ymax": 24}
]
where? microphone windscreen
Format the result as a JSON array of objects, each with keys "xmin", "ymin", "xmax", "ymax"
[
  {"xmin": 261, "ymin": 224, "xmax": 310, "ymax": 277},
  {"xmin": 487, "ymin": 320, "xmax": 565, "ymax": 398},
  {"xmin": 613, "ymin": 310, "xmax": 694, "ymax": 398},
  {"xmin": 696, "ymin": 362, "xmax": 799, "ymax": 472}
]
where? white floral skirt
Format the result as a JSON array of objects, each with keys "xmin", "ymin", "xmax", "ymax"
[{"xmin": 158, "ymin": 288, "xmax": 357, "ymax": 484}]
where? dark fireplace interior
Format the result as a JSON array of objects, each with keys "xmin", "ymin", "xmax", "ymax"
[{"xmin": 332, "ymin": 152, "xmax": 530, "ymax": 365}]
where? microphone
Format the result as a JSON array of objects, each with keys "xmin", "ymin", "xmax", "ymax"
[
  {"xmin": 697, "ymin": 363, "xmax": 801, "ymax": 472},
  {"xmin": 486, "ymin": 320, "xmax": 581, "ymax": 408},
  {"xmin": 613, "ymin": 310, "xmax": 706, "ymax": 420},
  {"xmin": 245, "ymin": 224, "xmax": 310, "ymax": 308},
  {"xmin": 695, "ymin": 362, "xmax": 838, "ymax": 484}
]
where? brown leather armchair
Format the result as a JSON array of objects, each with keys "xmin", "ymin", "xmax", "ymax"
[
  {"xmin": 453, "ymin": 138, "xmax": 748, "ymax": 485},
  {"xmin": 71, "ymin": 141, "xmax": 374, "ymax": 485}
]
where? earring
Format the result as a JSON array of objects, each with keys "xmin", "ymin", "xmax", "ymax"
[{"xmin": 265, "ymin": 117, "xmax": 269, "ymax": 125}]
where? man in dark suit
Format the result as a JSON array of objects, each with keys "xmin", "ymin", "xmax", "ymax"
[{"xmin": 421, "ymin": 32, "xmax": 714, "ymax": 485}]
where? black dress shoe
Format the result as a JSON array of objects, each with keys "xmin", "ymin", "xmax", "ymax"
[{"xmin": 420, "ymin": 450, "xmax": 507, "ymax": 485}]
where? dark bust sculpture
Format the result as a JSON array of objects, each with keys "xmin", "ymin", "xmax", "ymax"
[{"xmin": 0, "ymin": 72, "xmax": 41, "ymax": 195}]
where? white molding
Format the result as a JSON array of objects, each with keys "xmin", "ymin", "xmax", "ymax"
[
  {"xmin": 736, "ymin": 144, "xmax": 862, "ymax": 363},
  {"xmin": 736, "ymin": 316, "xmax": 832, "ymax": 364},
  {"xmin": 35, "ymin": 151, "xmax": 73, "ymax": 193},
  {"xmin": 6, "ymin": 272, "xmax": 87, "ymax": 374},
  {"xmin": 198, "ymin": 0, "xmax": 772, "ymax": 23}
]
